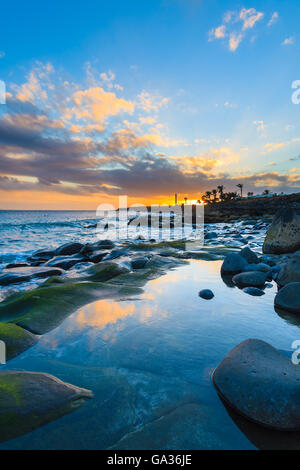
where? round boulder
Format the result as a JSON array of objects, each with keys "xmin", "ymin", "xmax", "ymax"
[
  {"xmin": 221, "ymin": 253, "xmax": 248, "ymax": 274},
  {"xmin": 199, "ymin": 289, "xmax": 214, "ymax": 300},
  {"xmin": 213, "ymin": 339, "xmax": 300, "ymax": 430},
  {"xmin": 274, "ymin": 282, "xmax": 300, "ymax": 313},
  {"xmin": 233, "ymin": 271, "xmax": 268, "ymax": 288}
]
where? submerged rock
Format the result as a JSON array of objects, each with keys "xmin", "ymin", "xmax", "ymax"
[
  {"xmin": 274, "ymin": 282, "xmax": 300, "ymax": 313},
  {"xmin": 276, "ymin": 254, "xmax": 300, "ymax": 287},
  {"xmin": 0, "ymin": 322, "xmax": 38, "ymax": 361},
  {"xmin": 0, "ymin": 371, "xmax": 92, "ymax": 443},
  {"xmin": 263, "ymin": 208, "xmax": 300, "ymax": 254},
  {"xmin": 232, "ymin": 271, "xmax": 268, "ymax": 288},
  {"xmin": 56, "ymin": 242, "xmax": 84, "ymax": 256},
  {"xmin": 213, "ymin": 339, "xmax": 300, "ymax": 430},
  {"xmin": 221, "ymin": 253, "xmax": 248, "ymax": 274},
  {"xmin": 243, "ymin": 287, "xmax": 265, "ymax": 296},
  {"xmin": 199, "ymin": 289, "xmax": 214, "ymax": 300}
]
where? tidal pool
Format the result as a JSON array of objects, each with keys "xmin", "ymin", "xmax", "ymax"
[{"xmin": 1, "ymin": 259, "xmax": 300, "ymax": 450}]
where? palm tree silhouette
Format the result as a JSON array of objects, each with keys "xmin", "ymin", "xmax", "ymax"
[{"xmin": 236, "ymin": 184, "xmax": 243, "ymax": 197}]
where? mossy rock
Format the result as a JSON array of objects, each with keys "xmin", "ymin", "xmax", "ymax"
[
  {"xmin": 81, "ymin": 261, "xmax": 130, "ymax": 282},
  {"xmin": 0, "ymin": 371, "xmax": 92, "ymax": 443},
  {"xmin": 0, "ymin": 323, "xmax": 38, "ymax": 361},
  {"xmin": 0, "ymin": 281, "xmax": 120, "ymax": 334}
]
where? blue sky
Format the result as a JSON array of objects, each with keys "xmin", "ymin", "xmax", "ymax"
[{"xmin": 0, "ymin": 0, "xmax": 299, "ymax": 208}]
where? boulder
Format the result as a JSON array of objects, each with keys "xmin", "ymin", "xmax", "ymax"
[
  {"xmin": 245, "ymin": 263, "xmax": 272, "ymax": 273},
  {"xmin": 213, "ymin": 339, "xmax": 300, "ymax": 430},
  {"xmin": 88, "ymin": 250, "xmax": 109, "ymax": 263},
  {"xmin": 276, "ymin": 254, "xmax": 300, "ymax": 287},
  {"xmin": 131, "ymin": 257, "xmax": 149, "ymax": 270},
  {"xmin": 45, "ymin": 256, "xmax": 84, "ymax": 270},
  {"xmin": 5, "ymin": 263, "xmax": 29, "ymax": 269},
  {"xmin": 55, "ymin": 242, "xmax": 84, "ymax": 256},
  {"xmin": 221, "ymin": 253, "xmax": 248, "ymax": 274},
  {"xmin": 0, "ymin": 323, "xmax": 38, "ymax": 361},
  {"xmin": 240, "ymin": 247, "xmax": 259, "ymax": 264},
  {"xmin": 263, "ymin": 208, "xmax": 300, "ymax": 254},
  {"xmin": 274, "ymin": 282, "xmax": 300, "ymax": 313},
  {"xmin": 232, "ymin": 271, "xmax": 268, "ymax": 288},
  {"xmin": 83, "ymin": 261, "xmax": 130, "ymax": 282},
  {"xmin": 102, "ymin": 249, "xmax": 128, "ymax": 261},
  {"xmin": 0, "ymin": 371, "xmax": 92, "ymax": 443},
  {"xmin": 0, "ymin": 266, "xmax": 63, "ymax": 286},
  {"xmin": 199, "ymin": 289, "xmax": 214, "ymax": 300}
]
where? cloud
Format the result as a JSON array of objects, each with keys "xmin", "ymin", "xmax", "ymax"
[
  {"xmin": 209, "ymin": 7, "xmax": 265, "ymax": 51},
  {"xmin": 268, "ymin": 12, "xmax": 279, "ymax": 27},
  {"xmin": 240, "ymin": 8, "xmax": 264, "ymax": 31},
  {"xmin": 1, "ymin": 61, "xmax": 299, "ymax": 203},
  {"xmin": 265, "ymin": 138, "xmax": 300, "ymax": 153},
  {"xmin": 282, "ymin": 36, "xmax": 295, "ymax": 46},
  {"xmin": 0, "ymin": 51, "xmax": 5, "ymax": 59},
  {"xmin": 253, "ymin": 120, "xmax": 266, "ymax": 133}
]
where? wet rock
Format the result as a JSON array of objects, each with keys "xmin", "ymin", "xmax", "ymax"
[
  {"xmin": 205, "ymin": 232, "xmax": 218, "ymax": 240},
  {"xmin": 240, "ymin": 247, "xmax": 259, "ymax": 265},
  {"xmin": 243, "ymin": 287, "xmax": 265, "ymax": 296},
  {"xmin": 5, "ymin": 262, "xmax": 29, "ymax": 269},
  {"xmin": 245, "ymin": 263, "xmax": 272, "ymax": 273},
  {"xmin": 131, "ymin": 257, "xmax": 149, "ymax": 270},
  {"xmin": 102, "ymin": 249, "xmax": 128, "ymax": 261},
  {"xmin": 232, "ymin": 271, "xmax": 268, "ymax": 288},
  {"xmin": 274, "ymin": 282, "xmax": 300, "ymax": 313},
  {"xmin": 96, "ymin": 239, "xmax": 115, "ymax": 249},
  {"xmin": 88, "ymin": 250, "xmax": 109, "ymax": 263},
  {"xmin": 276, "ymin": 254, "xmax": 300, "ymax": 287},
  {"xmin": 199, "ymin": 289, "xmax": 214, "ymax": 300},
  {"xmin": 56, "ymin": 242, "xmax": 84, "ymax": 256},
  {"xmin": 213, "ymin": 339, "xmax": 300, "ymax": 430},
  {"xmin": 45, "ymin": 256, "xmax": 84, "ymax": 270},
  {"xmin": 263, "ymin": 208, "xmax": 300, "ymax": 254},
  {"xmin": 260, "ymin": 255, "xmax": 277, "ymax": 267},
  {"xmin": 0, "ymin": 277, "xmax": 139, "ymax": 334},
  {"xmin": 0, "ymin": 322, "xmax": 38, "ymax": 361},
  {"xmin": 31, "ymin": 249, "xmax": 56, "ymax": 259},
  {"xmin": 0, "ymin": 370, "xmax": 92, "ymax": 443},
  {"xmin": 83, "ymin": 261, "xmax": 130, "ymax": 282},
  {"xmin": 221, "ymin": 253, "xmax": 248, "ymax": 274},
  {"xmin": 0, "ymin": 266, "xmax": 63, "ymax": 286}
]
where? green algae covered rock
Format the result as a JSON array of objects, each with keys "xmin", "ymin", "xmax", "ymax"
[
  {"xmin": 0, "ymin": 323, "xmax": 38, "ymax": 361},
  {"xmin": 0, "ymin": 371, "xmax": 92, "ymax": 443},
  {"xmin": 0, "ymin": 280, "xmax": 119, "ymax": 334},
  {"xmin": 82, "ymin": 261, "xmax": 130, "ymax": 282}
]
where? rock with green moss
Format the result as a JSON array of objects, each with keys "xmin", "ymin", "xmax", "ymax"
[
  {"xmin": 81, "ymin": 261, "xmax": 130, "ymax": 282},
  {"xmin": 0, "ymin": 323, "xmax": 38, "ymax": 361},
  {"xmin": 0, "ymin": 371, "xmax": 92, "ymax": 443},
  {"xmin": 0, "ymin": 277, "xmax": 141, "ymax": 335}
]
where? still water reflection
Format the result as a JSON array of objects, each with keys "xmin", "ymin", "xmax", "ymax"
[{"xmin": 1, "ymin": 260, "xmax": 300, "ymax": 449}]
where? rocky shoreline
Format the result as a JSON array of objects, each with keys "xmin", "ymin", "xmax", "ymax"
[
  {"xmin": 205, "ymin": 192, "xmax": 300, "ymax": 223},
  {"xmin": 0, "ymin": 205, "xmax": 299, "ymax": 443}
]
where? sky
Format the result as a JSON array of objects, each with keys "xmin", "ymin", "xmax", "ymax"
[{"xmin": 0, "ymin": 0, "xmax": 299, "ymax": 209}]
